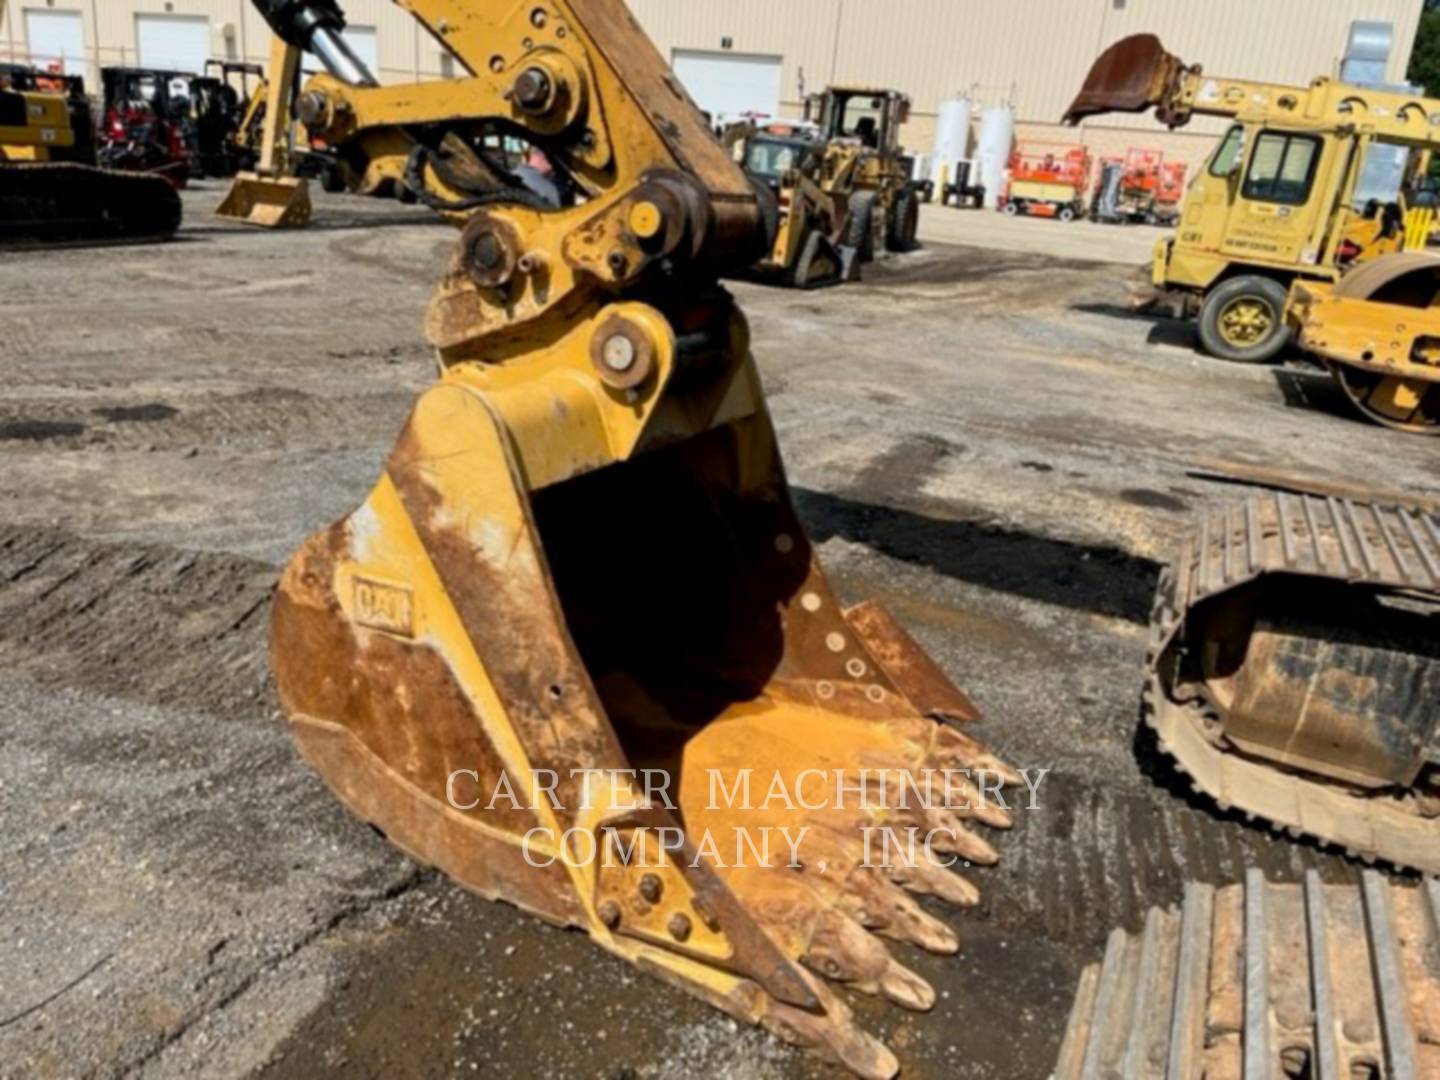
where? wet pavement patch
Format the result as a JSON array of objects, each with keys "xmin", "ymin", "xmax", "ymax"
[
  {"xmin": 0, "ymin": 419, "xmax": 85, "ymax": 441},
  {"xmin": 92, "ymin": 403, "xmax": 179, "ymax": 423},
  {"xmin": 1120, "ymin": 488, "xmax": 1189, "ymax": 512}
]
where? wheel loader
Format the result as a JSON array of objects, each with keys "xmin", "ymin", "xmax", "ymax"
[
  {"xmin": 806, "ymin": 85, "xmax": 922, "ymax": 259},
  {"xmin": 249, "ymin": 1, "xmax": 1018, "ymax": 1075},
  {"xmin": 0, "ymin": 0, "xmax": 181, "ymax": 247},
  {"xmin": 1067, "ymin": 34, "xmax": 1440, "ymax": 433},
  {"xmin": 731, "ymin": 121, "xmax": 859, "ymax": 288}
]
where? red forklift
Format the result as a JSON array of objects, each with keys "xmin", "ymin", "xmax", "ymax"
[{"xmin": 98, "ymin": 67, "xmax": 195, "ymax": 187}]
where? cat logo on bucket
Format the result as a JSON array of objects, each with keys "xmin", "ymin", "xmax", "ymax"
[{"xmin": 352, "ymin": 576, "xmax": 415, "ymax": 638}]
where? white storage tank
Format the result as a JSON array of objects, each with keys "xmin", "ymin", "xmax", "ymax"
[
  {"xmin": 977, "ymin": 105, "xmax": 1015, "ymax": 210},
  {"xmin": 931, "ymin": 97, "xmax": 973, "ymax": 187}
]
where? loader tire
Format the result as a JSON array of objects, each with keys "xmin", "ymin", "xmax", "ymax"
[
  {"xmin": 1197, "ymin": 275, "xmax": 1292, "ymax": 363},
  {"xmin": 887, "ymin": 188, "xmax": 920, "ymax": 252},
  {"xmin": 847, "ymin": 191, "xmax": 878, "ymax": 262},
  {"xmin": 320, "ymin": 164, "xmax": 346, "ymax": 194}
]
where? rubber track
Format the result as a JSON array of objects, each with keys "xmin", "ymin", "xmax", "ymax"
[
  {"xmin": 1, "ymin": 161, "xmax": 181, "ymax": 247},
  {"xmin": 1148, "ymin": 492, "xmax": 1440, "ymax": 874},
  {"xmin": 1053, "ymin": 870, "xmax": 1440, "ymax": 1079}
]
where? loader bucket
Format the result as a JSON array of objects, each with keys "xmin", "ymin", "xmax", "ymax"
[
  {"xmin": 215, "ymin": 172, "xmax": 312, "ymax": 228},
  {"xmin": 1063, "ymin": 33, "xmax": 1185, "ymax": 125},
  {"xmin": 270, "ymin": 301, "xmax": 1017, "ymax": 1077}
]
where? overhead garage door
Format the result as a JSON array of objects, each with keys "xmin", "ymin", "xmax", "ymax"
[
  {"xmin": 136, "ymin": 14, "xmax": 211, "ymax": 74},
  {"xmin": 24, "ymin": 9, "xmax": 87, "ymax": 77},
  {"xmin": 303, "ymin": 26, "xmax": 379, "ymax": 79},
  {"xmin": 671, "ymin": 50, "xmax": 782, "ymax": 127}
]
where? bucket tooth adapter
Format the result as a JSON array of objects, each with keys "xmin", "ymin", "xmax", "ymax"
[
  {"xmin": 264, "ymin": 1, "xmax": 1017, "ymax": 1074},
  {"xmin": 1148, "ymin": 493, "xmax": 1440, "ymax": 874}
]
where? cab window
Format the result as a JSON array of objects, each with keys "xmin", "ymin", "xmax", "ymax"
[
  {"xmin": 1242, "ymin": 132, "xmax": 1321, "ymax": 205},
  {"xmin": 1208, "ymin": 126, "xmax": 1244, "ymax": 178}
]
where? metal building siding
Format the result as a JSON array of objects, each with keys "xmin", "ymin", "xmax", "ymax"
[
  {"xmin": 830, "ymin": 0, "xmax": 1104, "ymax": 122},
  {"xmin": 627, "ymin": 0, "xmax": 1423, "ymax": 126},
  {"xmin": 628, "ymin": 0, "xmax": 843, "ymax": 110}
]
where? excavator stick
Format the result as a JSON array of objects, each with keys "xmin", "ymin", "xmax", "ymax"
[
  {"xmin": 216, "ymin": 34, "xmax": 313, "ymax": 228},
  {"xmin": 1063, "ymin": 34, "xmax": 1191, "ymax": 126},
  {"xmin": 1147, "ymin": 493, "xmax": 1440, "ymax": 873},
  {"xmin": 259, "ymin": 0, "xmax": 1018, "ymax": 1074}
]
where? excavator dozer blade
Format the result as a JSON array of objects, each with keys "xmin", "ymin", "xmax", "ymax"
[
  {"xmin": 215, "ymin": 172, "xmax": 312, "ymax": 228},
  {"xmin": 1054, "ymin": 871, "xmax": 1440, "ymax": 1078},
  {"xmin": 271, "ymin": 300, "xmax": 1018, "ymax": 1078},
  {"xmin": 1063, "ymin": 33, "xmax": 1186, "ymax": 125}
]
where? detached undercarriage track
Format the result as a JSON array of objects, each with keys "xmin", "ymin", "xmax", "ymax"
[
  {"xmin": 0, "ymin": 162, "xmax": 182, "ymax": 247},
  {"xmin": 1149, "ymin": 492, "xmax": 1440, "ymax": 874},
  {"xmin": 1054, "ymin": 870, "xmax": 1440, "ymax": 1078}
]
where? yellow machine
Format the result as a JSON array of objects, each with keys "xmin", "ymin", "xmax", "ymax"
[
  {"xmin": 0, "ymin": 0, "xmax": 180, "ymax": 245},
  {"xmin": 1288, "ymin": 256, "xmax": 1440, "ymax": 433},
  {"xmin": 221, "ymin": 1, "xmax": 536, "ymax": 228},
  {"xmin": 808, "ymin": 86, "xmax": 921, "ymax": 258},
  {"xmin": 732, "ymin": 122, "xmax": 859, "ymax": 287},
  {"xmin": 1068, "ymin": 33, "xmax": 1440, "ymax": 432},
  {"xmin": 216, "ymin": 32, "xmax": 315, "ymax": 227},
  {"xmin": 254, "ymin": 1, "xmax": 1016, "ymax": 1074},
  {"xmin": 1067, "ymin": 36, "xmax": 1440, "ymax": 879}
]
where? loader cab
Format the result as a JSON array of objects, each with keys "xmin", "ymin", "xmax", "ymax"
[
  {"xmin": 808, "ymin": 87, "xmax": 909, "ymax": 158},
  {"xmin": 742, "ymin": 131, "xmax": 822, "ymax": 192},
  {"xmin": 1172, "ymin": 121, "xmax": 1424, "ymax": 286}
]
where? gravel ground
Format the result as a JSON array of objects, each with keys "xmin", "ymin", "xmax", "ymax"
[{"xmin": 1, "ymin": 183, "xmax": 1434, "ymax": 1079}]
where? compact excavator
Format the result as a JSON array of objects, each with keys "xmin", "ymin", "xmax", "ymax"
[
  {"xmin": 1068, "ymin": 33, "xmax": 1440, "ymax": 434},
  {"xmin": 220, "ymin": 1, "xmax": 547, "ymax": 228},
  {"xmin": 0, "ymin": 0, "xmax": 180, "ymax": 246},
  {"xmin": 1069, "ymin": 37, "xmax": 1440, "ymax": 876},
  {"xmin": 253, "ymin": 1, "xmax": 1017, "ymax": 1075}
]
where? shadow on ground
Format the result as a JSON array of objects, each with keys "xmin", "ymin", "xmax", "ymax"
[
  {"xmin": 1069, "ymin": 301, "xmax": 1200, "ymax": 351},
  {"xmin": 794, "ymin": 487, "xmax": 1161, "ymax": 623}
]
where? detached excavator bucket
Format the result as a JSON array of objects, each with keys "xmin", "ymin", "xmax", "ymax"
[
  {"xmin": 1063, "ymin": 33, "xmax": 1186, "ymax": 125},
  {"xmin": 271, "ymin": 295, "xmax": 1018, "ymax": 1077},
  {"xmin": 215, "ymin": 172, "xmax": 312, "ymax": 228}
]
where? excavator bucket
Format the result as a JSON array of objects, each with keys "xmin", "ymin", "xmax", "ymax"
[
  {"xmin": 1063, "ymin": 33, "xmax": 1187, "ymax": 125},
  {"xmin": 271, "ymin": 287, "xmax": 1018, "ymax": 1076},
  {"xmin": 215, "ymin": 172, "xmax": 312, "ymax": 228},
  {"xmin": 259, "ymin": 0, "xmax": 1017, "ymax": 1072},
  {"xmin": 791, "ymin": 229, "xmax": 852, "ymax": 288}
]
